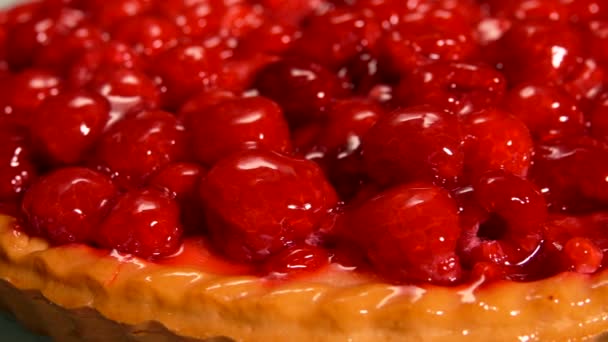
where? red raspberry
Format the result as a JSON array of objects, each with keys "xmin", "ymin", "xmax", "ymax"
[
  {"xmin": 238, "ymin": 22, "xmax": 300, "ymax": 56},
  {"xmin": 215, "ymin": 53, "xmax": 278, "ymax": 94},
  {"xmin": 488, "ymin": 0, "xmax": 569, "ymax": 23},
  {"xmin": 219, "ymin": 2, "xmax": 264, "ymax": 39},
  {"xmin": 362, "ymin": 105, "xmax": 464, "ymax": 187},
  {"xmin": 97, "ymin": 188, "xmax": 183, "ymax": 259},
  {"xmin": 344, "ymin": 182, "xmax": 463, "ymax": 285},
  {"xmin": 88, "ymin": 67, "xmax": 160, "ymax": 127},
  {"xmin": 152, "ymin": 0, "xmax": 226, "ymax": 39},
  {"xmin": 564, "ymin": 0, "xmax": 608, "ymax": 23},
  {"xmin": 306, "ymin": 99, "xmax": 384, "ymax": 200},
  {"xmin": 21, "ymin": 167, "xmax": 118, "ymax": 245},
  {"xmin": 151, "ymin": 43, "xmax": 221, "ymax": 110},
  {"xmin": 200, "ymin": 150, "xmax": 338, "ymax": 262},
  {"xmin": 544, "ymin": 213, "xmax": 608, "ymax": 270},
  {"xmin": 562, "ymin": 237, "xmax": 603, "ymax": 274},
  {"xmin": 462, "ymin": 108, "xmax": 534, "ymax": 180},
  {"xmin": 68, "ymin": 41, "xmax": 143, "ymax": 87},
  {"xmin": 504, "ymin": 83, "xmax": 585, "ymax": 141},
  {"xmin": 178, "ymin": 89, "xmax": 235, "ymax": 127},
  {"xmin": 590, "ymin": 92, "xmax": 608, "ymax": 140},
  {"xmin": 93, "ymin": 110, "xmax": 188, "ymax": 189},
  {"xmin": 0, "ymin": 69, "xmax": 63, "ymax": 122},
  {"xmin": 29, "ymin": 90, "xmax": 110, "ymax": 165},
  {"xmin": 110, "ymin": 15, "xmax": 179, "ymax": 58},
  {"xmin": 0, "ymin": 121, "xmax": 37, "ymax": 202},
  {"xmin": 85, "ymin": 0, "xmax": 153, "ymax": 29},
  {"xmin": 33, "ymin": 23, "xmax": 106, "ymax": 73},
  {"xmin": 188, "ymin": 96, "xmax": 292, "ymax": 166},
  {"xmin": 286, "ymin": 8, "xmax": 382, "ymax": 69},
  {"xmin": 148, "ymin": 162, "xmax": 206, "ymax": 233},
  {"xmin": 531, "ymin": 136, "xmax": 608, "ymax": 213},
  {"xmin": 395, "ymin": 61, "xmax": 506, "ymax": 115},
  {"xmin": 496, "ymin": 21, "xmax": 583, "ymax": 85},
  {"xmin": 254, "ymin": 58, "xmax": 347, "ymax": 125},
  {"xmin": 458, "ymin": 171, "xmax": 547, "ymax": 268},
  {"xmin": 6, "ymin": 6, "xmax": 86, "ymax": 69}
]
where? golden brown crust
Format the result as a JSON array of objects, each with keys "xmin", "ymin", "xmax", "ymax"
[{"xmin": 1, "ymin": 214, "xmax": 608, "ymax": 341}]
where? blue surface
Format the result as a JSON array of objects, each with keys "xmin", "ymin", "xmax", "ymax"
[{"xmin": 0, "ymin": 311, "xmax": 49, "ymax": 341}]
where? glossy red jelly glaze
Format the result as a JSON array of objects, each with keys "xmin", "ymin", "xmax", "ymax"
[{"xmin": 4, "ymin": 0, "xmax": 608, "ymax": 285}]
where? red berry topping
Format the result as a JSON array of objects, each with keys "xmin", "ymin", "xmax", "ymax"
[
  {"xmin": 238, "ymin": 22, "xmax": 299, "ymax": 56},
  {"xmin": 395, "ymin": 61, "xmax": 506, "ymax": 115},
  {"xmin": 531, "ymin": 136, "xmax": 608, "ymax": 213},
  {"xmin": 188, "ymin": 96, "xmax": 292, "ymax": 166},
  {"xmin": 459, "ymin": 171, "xmax": 547, "ymax": 268},
  {"xmin": 110, "ymin": 15, "xmax": 179, "ymax": 58},
  {"xmin": 29, "ymin": 90, "xmax": 110, "ymax": 165},
  {"xmin": 6, "ymin": 6, "xmax": 85, "ymax": 69},
  {"xmin": 254, "ymin": 58, "xmax": 347, "ymax": 125},
  {"xmin": 68, "ymin": 41, "xmax": 143, "ymax": 87},
  {"xmin": 562, "ymin": 237, "xmax": 603, "ymax": 274},
  {"xmin": 504, "ymin": 83, "xmax": 585, "ymax": 141},
  {"xmin": 22, "ymin": 167, "xmax": 118, "ymax": 245},
  {"xmin": 497, "ymin": 22, "xmax": 583, "ymax": 85},
  {"xmin": 151, "ymin": 43, "xmax": 220, "ymax": 110},
  {"xmin": 88, "ymin": 67, "xmax": 160, "ymax": 126},
  {"xmin": 33, "ymin": 23, "xmax": 106, "ymax": 73},
  {"xmin": 93, "ymin": 110, "xmax": 188, "ymax": 189},
  {"xmin": 287, "ymin": 8, "xmax": 381, "ymax": 69},
  {"xmin": 178, "ymin": 89, "xmax": 235, "ymax": 127},
  {"xmin": 85, "ymin": 0, "xmax": 153, "ymax": 29},
  {"xmin": 4, "ymin": 0, "xmax": 608, "ymax": 286},
  {"xmin": 462, "ymin": 108, "xmax": 534, "ymax": 180},
  {"xmin": 97, "ymin": 188, "xmax": 183, "ymax": 259},
  {"xmin": 344, "ymin": 182, "xmax": 463, "ymax": 285},
  {"xmin": 0, "ymin": 122, "xmax": 37, "ymax": 202},
  {"xmin": 148, "ymin": 162, "xmax": 206, "ymax": 233},
  {"xmin": 153, "ymin": 0, "xmax": 225, "ymax": 38},
  {"xmin": 362, "ymin": 105, "xmax": 464, "ymax": 186},
  {"xmin": 0, "ymin": 69, "xmax": 63, "ymax": 120},
  {"xmin": 590, "ymin": 92, "xmax": 608, "ymax": 140},
  {"xmin": 201, "ymin": 150, "xmax": 338, "ymax": 262}
]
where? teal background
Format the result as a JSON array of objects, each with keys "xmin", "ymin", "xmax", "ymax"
[{"xmin": 0, "ymin": 311, "xmax": 49, "ymax": 341}]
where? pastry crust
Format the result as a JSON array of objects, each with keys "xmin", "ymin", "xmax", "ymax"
[{"xmin": 1, "ymin": 214, "xmax": 608, "ymax": 341}]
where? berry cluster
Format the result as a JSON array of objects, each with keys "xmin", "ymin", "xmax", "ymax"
[{"xmin": 1, "ymin": 0, "xmax": 608, "ymax": 286}]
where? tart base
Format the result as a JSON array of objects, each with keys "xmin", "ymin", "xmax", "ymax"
[
  {"xmin": 0, "ymin": 279, "xmax": 228, "ymax": 342},
  {"xmin": 3, "ymin": 213, "xmax": 608, "ymax": 341}
]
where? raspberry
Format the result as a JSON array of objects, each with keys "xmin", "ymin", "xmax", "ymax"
[
  {"xmin": 187, "ymin": 96, "xmax": 292, "ymax": 166},
  {"xmin": 92, "ymin": 110, "xmax": 188, "ymax": 189},
  {"xmin": 97, "ymin": 188, "xmax": 183, "ymax": 259},
  {"xmin": 344, "ymin": 182, "xmax": 463, "ymax": 285},
  {"xmin": 200, "ymin": 150, "xmax": 338, "ymax": 262},
  {"xmin": 22, "ymin": 167, "xmax": 118, "ymax": 245},
  {"xmin": 29, "ymin": 90, "xmax": 110, "ymax": 165},
  {"xmin": 362, "ymin": 105, "xmax": 464, "ymax": 186},
  {"xmin": 458, "ymin": 171, "xmax": 547, "ymax": 269},
  {"xmin": 462, "ymin": 108, "xmax": 534, "ymax": 180}
]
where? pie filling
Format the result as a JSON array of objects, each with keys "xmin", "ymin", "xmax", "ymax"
[{"xmin": 1, "ymin": 0, "xmax": 608, "ymax": 339}]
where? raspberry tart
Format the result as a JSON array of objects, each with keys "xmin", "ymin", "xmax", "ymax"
[{"xmin": 2, "ymin": 0, "xmax": 608, "ymax": 341}]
